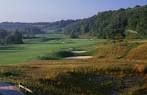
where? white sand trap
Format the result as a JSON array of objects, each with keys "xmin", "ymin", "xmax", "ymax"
[
  {"xmin": 71, "ymin": 51, "xmax": 87, "ymax": 53},
  {"xmin": 65, "ymin": 56, "xmax": 93, "ymax": 60}
]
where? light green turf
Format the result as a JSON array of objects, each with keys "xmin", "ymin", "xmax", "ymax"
[{"xmin": 0, "ymin": 39, "xmax": 102, "ymax": 64}]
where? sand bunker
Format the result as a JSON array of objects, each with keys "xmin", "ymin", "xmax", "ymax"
[
  {"xmin": 65, "ymin": 56, "xmax": 93, "ymax": 60},
  {"xmin": 71, "ymin": 51, "xmax": 87, "ymax": 53}
]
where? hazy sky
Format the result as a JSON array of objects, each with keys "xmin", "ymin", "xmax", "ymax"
[{"xmin": 0, "ymin": 0, "xmax": 147, "ymax": 22}]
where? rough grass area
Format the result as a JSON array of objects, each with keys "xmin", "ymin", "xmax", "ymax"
[
  {"xmin": 0, "ymin": 59, "xmax": 147, "ymax": 95},
  {"xmin": 93, "ymin": 42, "xmax": 139, "ymax": 59},
  {"xmin": 127, "ymin": 43, "xmax": 147, "ymax": 60}
]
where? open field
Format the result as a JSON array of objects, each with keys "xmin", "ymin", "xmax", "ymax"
[{"xmin": 0, "ymin": 38, "xmax": 100, "ymax": 65}]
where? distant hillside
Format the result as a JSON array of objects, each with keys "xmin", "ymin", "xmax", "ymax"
[
  {"xmin": 0, "ymin": 20, "xmax": 75, "ymax": 33},
  {"xmin": 64, "ymin": 5, "xmax": 147, "ymax": 39},
  {"xmin": 0, "ymin": 5, "xmax": 147, "ymax": 39},
  {"xmin": 32, "ymin": 20, "xmax": 76, "ymax": 32},
  {"xmin": 0, "ymin": 22, "xmax": 45, "ymax": 36}
]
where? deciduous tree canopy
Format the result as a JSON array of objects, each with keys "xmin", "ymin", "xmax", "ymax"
[
  {"xmin": 64, "ymin": 5, "xmax": 147, "ymax": 39},
  {"xmin": 0, "ymin": 30, "xmax": 23, "ymax": 44}
]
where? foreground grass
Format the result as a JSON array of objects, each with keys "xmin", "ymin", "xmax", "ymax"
[{"xmin": 0, "ymin": 59, "xmax": 146, "ymax": 95}]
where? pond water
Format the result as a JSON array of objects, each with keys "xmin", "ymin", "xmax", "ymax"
[{"xmin": 0, "ymin": 83, "xmax": 24, "ymax": 95}]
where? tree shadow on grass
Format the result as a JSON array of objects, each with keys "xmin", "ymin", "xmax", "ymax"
[{"xmin": 0, "ymin": 46, "xmax": 25, "ymax": 50}]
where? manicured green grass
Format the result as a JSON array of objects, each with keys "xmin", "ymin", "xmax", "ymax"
[{"xmin": 0, "ymin": 39, "xmax": 100, "ymax": 64}]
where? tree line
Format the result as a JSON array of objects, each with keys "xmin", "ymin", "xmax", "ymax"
[
  {"xmin": 0, "ymin": 30, "xmax": 23, "ymax": 45},
  {"xmin": 64, "ymin": 5, "xmax": 147, "ymax": 39},
  {"xmin": 0, "ymin": 20, "xmax": 75, "ymax": 34}
]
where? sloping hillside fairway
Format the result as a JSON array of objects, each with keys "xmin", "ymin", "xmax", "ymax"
[{"xmin": 0, "ymin": 39, "xmax": 99, "ymax": 64}]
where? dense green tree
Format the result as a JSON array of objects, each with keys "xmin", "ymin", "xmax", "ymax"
[
  {"xmin": 0, "ymin": 29, "xmax": 9, "ymax": 44},
  {"xmin": 64, "ymin": 5, "xmax": 147, "ymax": 39},
  {"xmin": 6, "ymin": 31, "xmax": 23, "ymax": 44},
  {"xmin": 0, "ymin": 30, "xmax": 23, "ymax": 45}
]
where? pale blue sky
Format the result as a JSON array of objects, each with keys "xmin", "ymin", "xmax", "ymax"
[{"xmin": 0, "ymin": 0, "xmax": 147, "ymax": 22}]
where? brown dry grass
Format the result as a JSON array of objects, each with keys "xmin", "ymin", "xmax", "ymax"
[
  {"xmin": 94, "ymin": 42, "xmax": 137, "ymax": 60},
  {"xmin": 127, "ymin": 43, "xmax": 147, "ymax": 60},
  {"xmin": 122, "ymin": 84, "xmax": 147, "ymax": 95},
  {"xmin": 133, "ymin": 64, "xmax": 147, "ymax": 73}
]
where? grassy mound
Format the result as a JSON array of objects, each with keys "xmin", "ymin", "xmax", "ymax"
[
  {"xmin": 127, "ymin": 43, "xmax": 147, "ymax": 60},
  {"xmin": 38, "ymin": 51, "xmax": 75, "ymax": 60},
  {"xmin": 94, "ymin": 43, "xmax": 135, "ymax": 59}
]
